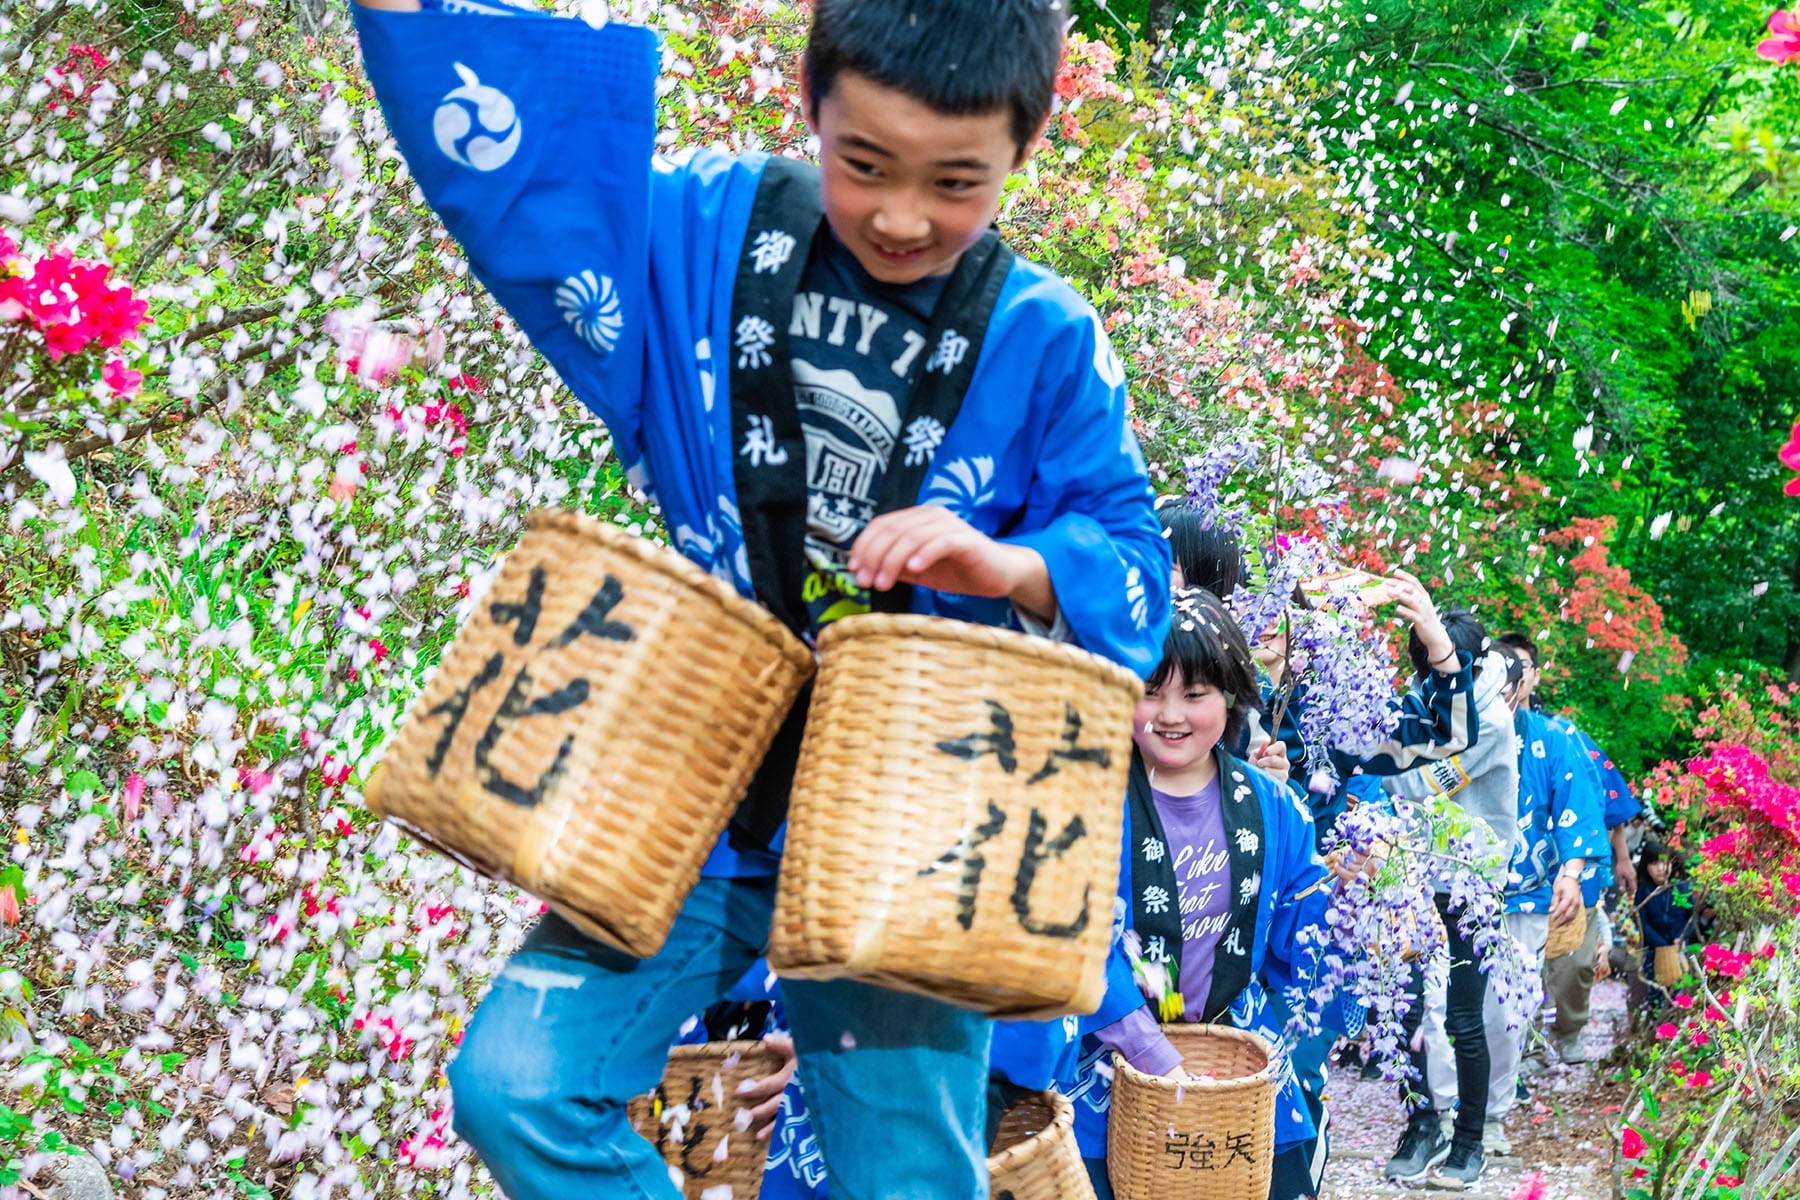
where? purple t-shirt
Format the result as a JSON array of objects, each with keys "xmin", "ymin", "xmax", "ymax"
[
  {"xmin": 1158, "ymin": 779, "xmax": 1231, "ymax": 1011},
  {"xmin": 1098, "ymin": 775, "xmax": 1233, "ymax": 1076}
]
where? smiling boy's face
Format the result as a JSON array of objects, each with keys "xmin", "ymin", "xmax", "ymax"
[{"xmin": 802, "ymin": 66, "xmax": 1030, "ymax": 285}]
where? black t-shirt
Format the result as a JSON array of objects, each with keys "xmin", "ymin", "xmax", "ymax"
[{"xmin": 790, "ymin": 230, "xmax": 948, "ymax": 632}]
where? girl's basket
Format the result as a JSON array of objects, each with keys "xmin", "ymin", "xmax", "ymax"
[
  {"xmin": 627, "ymin": 1040, "xmax": 778, "ymax": 1200},
  {"xmin": 1544, "ymin": 908, "xmax": 1588, "ymax": 961},
  {"xmin": 768, "ymin": 614, "xmax": 1139, "ymax": 1017},
  {"xmin": 1654, "ymin": 944, "xmax": 1686, "ymax": 988},
  {"xmin": 1106, "ymin": 1025, "xmax": 1277, "ymax": 1200},
  {"xmin": 989, "ymin": 1091, "xmax": 1096, "ymax": 1200},
  {"xmin": 363, "ymin": 509, "xmax": 813, "ymax": 956}
]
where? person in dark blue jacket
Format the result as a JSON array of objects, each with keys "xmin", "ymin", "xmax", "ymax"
[{"xmin": 1634, "ymin": 841, "xmax": 1693, "ymax": 1013}]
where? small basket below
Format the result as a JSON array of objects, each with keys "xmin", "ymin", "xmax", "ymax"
[
  {"xmin": 1654, "ymin": 944, "xmax": 1686, "ymax": 988},
  {"xmin": 988, "ymin": 1091, "xmax": 1095, "ymax": 1200},
  {"xmin": 1106, "ymin": 1025, "xmax": 1276, "ymax": 1200},
  {"xmin": 1544, "ymin": 909, "xmax": 1587, "ymax": 961},
  {"xmin": 627, "ymin": 1040, "xmax": 778, "ymax": 1200}
]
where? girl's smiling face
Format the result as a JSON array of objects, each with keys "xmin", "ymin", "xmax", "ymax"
[{"xmin": 1133, "ymin": 667, "xmax": 1229, "ymax": 789}]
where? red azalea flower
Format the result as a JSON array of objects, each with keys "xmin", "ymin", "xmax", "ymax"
[
  {"xmin": 1673, "ymin": 992, "xmax": 1695, "ymax": 1009},
  {"xmin": 370, "ymin": 637, "xmax": 390, "ymax": 663},
  {"xmin": 1656, "ymin": 1022, "xmax": 1678, "ymax": 1039},
  {"xmin": 1622, "ymin": 1127, "xmax": 1647, "ymax": 1159},
  {"xmin": 1687, "ymin": 1070, "xmax": 1715, "ymax": 1087}
]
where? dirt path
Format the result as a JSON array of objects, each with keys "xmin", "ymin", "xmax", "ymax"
[{"xmin": 1319, "ymin": 980, "xmax": 1629, "ymax": 1199}]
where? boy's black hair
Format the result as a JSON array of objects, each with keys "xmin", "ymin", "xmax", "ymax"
[
  {"xmin": 1146, "ymin": 588, "xmax": 1260, "ymax": 749},
  {"xmin": 1156, "ymin": 500, "xmax": 1248, "ymax": 599},
  {"xmin": 1495, "ymin": 631, "xmax": 1540, "ymax": 668},
  {"xmin": 1407, "ymin": 607, "xmax": 1488, "ymax": 679},
  {"xmin": 804, "ymin": 0, "xmax": 1066, "ymax": 153}
]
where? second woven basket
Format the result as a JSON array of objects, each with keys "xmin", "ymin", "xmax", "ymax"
[
  {"xmin": 627, "ymin": 1040, "xmax": 779, "ymax": 1200},
  {"xmin": 769, "ymin": 614, "xmax": 1140, "ymax": 1018},
  {"xmin": 1544, "ymin": 908, "xmax": 1588, "ymax": 961},
  {"xmin": 989, "ymin": 1091, "xmax": 1097, "ymax": 1200},
  {"xmin": 1107, "ymin": 1024, "xmax": 1277, "ymax": 1200}
]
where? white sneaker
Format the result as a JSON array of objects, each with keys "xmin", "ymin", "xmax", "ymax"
[{"xmin": 1484, "ymin": 1118, "xmax": 1511, "ymax": 1157}]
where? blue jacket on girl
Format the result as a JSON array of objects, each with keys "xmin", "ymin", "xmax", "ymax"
[{"xmin": 1056, "ymin": 751, "xmax": 1331, "ymax": 1158}]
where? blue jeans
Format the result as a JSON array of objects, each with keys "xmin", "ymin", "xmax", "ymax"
[{"xmin": 448, "ymin": 875, "xmax": 993, "ymax": 1199}]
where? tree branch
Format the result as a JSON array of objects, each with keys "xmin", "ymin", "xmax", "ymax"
[{"xmin": 0, "ymin": 0, "xmax": 71, "ymax": 71}]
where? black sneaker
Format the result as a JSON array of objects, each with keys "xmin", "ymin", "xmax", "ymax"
[
  {"xmin": 1384, "ymin": 1118, "xmax": 1451, "ymax": 1184},
  {"xmin": 1428, "ymin": 1138, "xmax": 1486, "ymax": 1190},
  {"xmin": 1361, "ymin": 1057, "xmax": 1384, "ymax": 1081},
  {"xmin": 1515, "ymin": 1076, "xmax": 1531, "ymax": 1103}
]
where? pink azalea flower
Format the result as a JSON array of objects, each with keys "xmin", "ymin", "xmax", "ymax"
[
  {"xmin": 1758, "ymin": 10, "xmax": 1800, "ymax": 64},
  {"xmin": 1656, "ymin": 1022, "xmax": 1679, "ymax": 1039},
  {"xmin": 1622, "ymin": 1127, "xmax": 1647, "ymax": 1159},
  {"xmin": 102, "ymin": 358, "xmax": 142, "ymax": 395},
  {"xmin": 122, "ymin": 772, "xmax": 145, "ymax": 821},
  {"xmin": 1781, "ymin": 419, "xmax": 1800, "ymax": 496}
]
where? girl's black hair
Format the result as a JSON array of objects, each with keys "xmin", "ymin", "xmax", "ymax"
[
  {"xmin": 1638, "ymin": 838, "xmax": 1673, "ymax": 877},
  {"xmin": 804, "ymin": 0, "xmax": 1066, "ymax": 154},
  {"xmin": 1156, "ymin": 500, "xmax": 1249, "ymax": 599},
  {"xmin": 1407, "ymin": 607, "xmax": 1488, "ymax": 679},
  {"xmin": 1146, "ymin": 588, "xmax": 1260, "ymax": 748}
]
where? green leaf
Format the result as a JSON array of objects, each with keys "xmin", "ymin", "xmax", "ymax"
[
  {"xmin": 348, "ymin": 1134, "xmax": 370, "ymax": 1160},
  {"xmin": 179, "ymin": 952, "xmax": 200, "ymax": 972},
  {"xmin": 0, "ymin": 866, "xmax": 23, "ymax": 904},
  {"xmin": 226, "ymin": 940, "xmax": 248, "ymax": 960},
  {"xmin": 65, "ymin": 770, "xmax": 102, "ymax": 798},
  {"xmin": 157, "ymin": 1052, "xmax": 187, "ymax": 1072},
  {"xmin": 1641, "ymin": 1086, "xmax": 1661, "ymax": 1121}
]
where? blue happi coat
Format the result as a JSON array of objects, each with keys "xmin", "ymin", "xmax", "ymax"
[
  {"xmin": 1506, "ymin": 709, "xmax": 1607, "ymax": 915},
  {"xmin": 1552, "ymin": 716, "xmax": 1638, "ymax": 906},
  {"xmin": 1057, "ymin": 757, "xmax": 1331, "ymax": 1158},
  {"xmin": 352, "ymin": 0, "xmax": 1173, "ymax": 869}
]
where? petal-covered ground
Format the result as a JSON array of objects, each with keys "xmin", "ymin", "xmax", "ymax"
[{"xmin": 1322, "ymin": 981, "xmax": 1628, "ymax": 1199}]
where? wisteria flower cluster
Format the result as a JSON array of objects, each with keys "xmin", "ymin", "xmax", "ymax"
[{"xmin": 1290, "ymin": 796, "xmax": 1535, "ymax": 1084}]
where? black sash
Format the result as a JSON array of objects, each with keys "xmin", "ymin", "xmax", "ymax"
[
  {"xmin": 725, "ymin": 155, "xmax": 1016, "ymax": 849},
  {"xmin": 1126, "ymin": 748, "xmax": 1265, "ymax": 1023}
]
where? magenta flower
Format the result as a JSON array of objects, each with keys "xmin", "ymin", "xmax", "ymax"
[{"xmin": 1759, "ymin": 9, "xmax": 1800, "ymax": 64}]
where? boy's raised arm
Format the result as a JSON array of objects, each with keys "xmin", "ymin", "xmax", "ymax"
[{"xmin": 350, "ymin": 0, "xmax": 660, "ymax": 466}]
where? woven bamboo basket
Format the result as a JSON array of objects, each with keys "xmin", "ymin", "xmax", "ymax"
[
  {"xmin": 363, "ymin": 509, "xmax": 814, "ymax": 957},
  {"xmin": 769, "ymin": 614, "xmax": 1139, "ymax": 1018},
  {"xmin": 1544, "ymin": 908, "xmax": 1588, "ymax": 961},
  {"xmin": 1107, "ymin": 1025, "xmax": 1277, "ymax": 1200},
  {"xmin": 627, "ymin": 1040, "xmax": 778, "ymax": 1200},
  {"xmin": 988, "ymin": 1091, "xmax": 1096, "ymax": 1200},
  {"xmin": 1654, "ymin": 944, "xmax": 1686, "ymax": 987}
]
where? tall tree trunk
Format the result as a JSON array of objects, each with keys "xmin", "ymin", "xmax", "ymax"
[{"xmin": 1148, "ymin": 0, "xmax": 1179, "ymax": 37}]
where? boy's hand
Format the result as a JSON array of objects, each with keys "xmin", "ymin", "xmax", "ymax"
[
  {"xmin": 849, "ymin": 506, "xmax": 1055, "ymax": 621},
  {"xmin": 734, "ymin": 1034, "xmax": 797, "ymax": 1140},
  {"xmin": 1390, "ymin": 569, "xmax": 1456, "ymax": 670}
]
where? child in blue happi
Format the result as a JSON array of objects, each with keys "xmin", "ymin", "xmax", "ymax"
[
  {"xmin": 1050, "ymin": 588, "xmax": 1479, "ymax": 1200},
  {"xmin": 1495, "ymin": 631, "xmax": 1637, "ymax": 1063},
  {"xmin": 348, "ymin": 2, "xmax": 1171, "ymax": 1196}
]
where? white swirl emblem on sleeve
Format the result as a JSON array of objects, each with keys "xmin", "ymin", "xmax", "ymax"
[
  {"xmin": 555, "ymin": 270, "xmax": 624, "ymax": 355},
  {"xmin": 433, "ymin": 63, "xmax": 522, "ymax": 172}
]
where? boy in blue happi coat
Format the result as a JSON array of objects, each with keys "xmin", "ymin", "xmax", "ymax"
[{"xmin": 347, "ymin": 0, "xmax": 1171, "ymax": 1196}]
